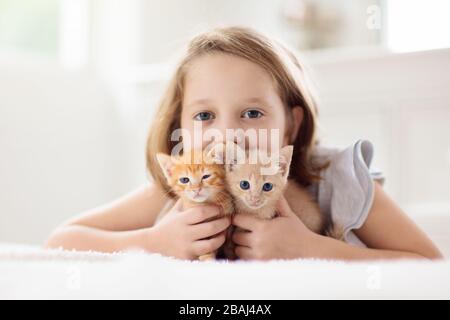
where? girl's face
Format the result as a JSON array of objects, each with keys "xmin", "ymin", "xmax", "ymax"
[{"xmin": 180, "ymin": 53, "xmax": 302, "ymax": 151}]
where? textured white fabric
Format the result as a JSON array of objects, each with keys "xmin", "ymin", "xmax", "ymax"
[{"xmin": 0, "ymin": 244, "xmax": 449, "ymax": 299}]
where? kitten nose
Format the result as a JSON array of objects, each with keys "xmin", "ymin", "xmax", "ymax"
[{"xmin": 192, "ymin": 187, "xmax": 201, "ymax": 194}]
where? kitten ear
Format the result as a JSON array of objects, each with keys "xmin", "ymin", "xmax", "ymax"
[
  {"xmin": 205, "ymin": 142, "xmax": 226, "ymax": 164},
  {"xmin": 206, "ymin": 142, "xmax": 246, "ymax": 170},
  {"xmin": 278, "ymin": 145, "xmax": 294, "ymax": 179},
  {"xmin": 156, "ymin": 153, "xmax": 175, "ymax": 180},
  {"xmin": 225, "ymin": 143, "xmax": 246, "ymax": 171},
  {"xmin": 232, "ymin": 143, "xmax": 247, "ymax": 164}
]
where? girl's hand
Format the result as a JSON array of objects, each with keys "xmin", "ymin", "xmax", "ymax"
[
  {"xmin": 232, "ymin": 196, "xmax": 319, "ymax": 260},
  {"xmin": 148, "ymin": 199, "xmax": 231, "ymax": 260}
]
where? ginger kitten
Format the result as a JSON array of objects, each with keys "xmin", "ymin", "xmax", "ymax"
[{"xmin": 156, "ymin": 147, "xmax": 235, "ymax": 260}]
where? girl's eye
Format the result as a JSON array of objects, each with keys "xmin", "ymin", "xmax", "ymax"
[
  {"xmin": 202, "ymin": 174, "xmax": 211, "ymax": 180},
  {"xmin": 262, "ymin": 182, "xmax": 273, "ymax": 192},
  {"xmin": 242, "ymin": 109, "xmax": 263, "ymax": 119},
  {"xmin": 194, "ymin": 112, "xmax": 215, "ymax": 121},
  {"xmin": 240, "ymin": 180, "xmax": 250, "ymax": 190},
  {"xmin": 179, "ymin": 177, "xmax": 190, "ymax": 184}
]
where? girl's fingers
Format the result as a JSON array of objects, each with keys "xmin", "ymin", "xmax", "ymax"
[
  {"xmin": 190, "ymin": 216, "xmax": 231, "ymax": 239},
  {"xmin": 184, "ymin": 205, "xmax": 221, "ymax": 224},
  {"xmin": 193, "ymin": 233, "xmax": 226, "ymax": 256},
  {"xmin": 232, "ymin": 229, "xmax": 253, "ymax": 247},
  {"xmin": 235, "ymin": 245, "xmax": 252, "ymax": 260}
]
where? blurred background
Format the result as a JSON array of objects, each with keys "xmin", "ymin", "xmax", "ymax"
[{"xmin": 0, "ymin": 0, "xmax": 449, "ymax": 247}]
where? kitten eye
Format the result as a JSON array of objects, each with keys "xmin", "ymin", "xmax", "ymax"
[
  {"xmin": 179, "ymin": 177, "xmax": 190, "ymax": 184},
  {"xmin": 194, "ymin": 112, "xmax": 215, "ymax": 121},
  {"xmin": 202, "ymin": 174, "xmax": 211, "ymax": 180},
  {"xmin": 262, "ymin": 182, "xmax": 273, "ymax": 192},
  {"xmin": 242, "ymin": 109, "xmax": 263, "ymax": 119},
  {"xmin": 240, "ymin": 180, "xmax": 250, "ymax": 190}
]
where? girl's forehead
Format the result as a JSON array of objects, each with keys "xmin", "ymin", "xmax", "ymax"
[{"xmin": 183, "ymin": 54, "xmax": 279, "ymax": 105}]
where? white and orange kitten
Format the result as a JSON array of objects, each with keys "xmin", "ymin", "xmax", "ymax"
[{"xmin": 225, "ymin": 144, "xmax": 332, "ymax": 237}]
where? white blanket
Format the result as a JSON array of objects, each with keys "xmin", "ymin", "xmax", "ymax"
[{"xmin": 1, "ymin": 244, "xmax": 449, "ymax": 299}]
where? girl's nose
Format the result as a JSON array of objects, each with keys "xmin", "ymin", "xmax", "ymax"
[
  {"xmin": 201, "ymin": 116, "xmax": 251, "ymax": 148},
  {"xmin": 213, "ymin": 117, "xmax": 240, "ymax": 141}
]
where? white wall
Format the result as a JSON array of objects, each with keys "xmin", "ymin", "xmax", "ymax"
[
  {"xmin": 89, "ymin": 0, "xmax": 383, "ymax": 66},
  {"xmin": 0, "ymin": 58, "xmax": 143, "ymax": 244}
]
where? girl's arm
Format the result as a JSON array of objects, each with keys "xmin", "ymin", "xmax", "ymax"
[
  {"xmin": 46, "ymin": 184, "xmax": 231, "ymax": 259},
  {"xmin": 315, "ymin": 181, "xmax": 443, "ymax": 260},
  {"xmin": 45, "ymin": 184, "xmax": 169, "ymax": 252}
]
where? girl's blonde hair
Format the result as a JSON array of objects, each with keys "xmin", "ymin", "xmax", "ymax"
[{"xmin": 147, "ymin": 26, "xmax": 325, "ymax": 197}]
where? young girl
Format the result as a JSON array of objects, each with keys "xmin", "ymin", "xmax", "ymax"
[{"xmin": 46, "ymin": 27, "xmax": 442, "ymax": 261}]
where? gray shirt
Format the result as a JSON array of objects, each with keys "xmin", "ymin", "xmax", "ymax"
[{"xmin": 306, "ymin": 139, "xmax": 385, "ymax": 246}]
